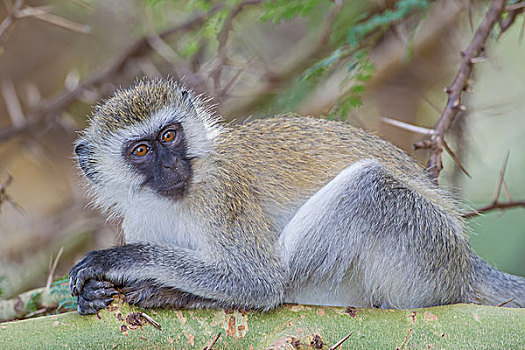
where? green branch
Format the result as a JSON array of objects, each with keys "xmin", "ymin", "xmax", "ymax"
[{"xmin": 1, "ymin": 303, "xmax": 524, "ymax": 349}]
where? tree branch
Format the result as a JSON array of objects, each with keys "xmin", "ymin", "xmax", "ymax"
[
  {"xmin": 0, "ymin": 4, "xmax": 223, "ymax": 144},
  {"xmin": 1, "ymin": 303, "xmax": 524, "ymax": 349},
  {"xmin": 0, "ymin": 0, "xmax": 24, "ymax": 45},
  {"xmin": 416, "ymin": 0, "xmax": 508, "ymax": 183},
  {"xmin": 463, "ymin": 200, "xmax": 525, "ymax": 219}
]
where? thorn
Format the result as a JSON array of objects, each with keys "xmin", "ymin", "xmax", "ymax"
[
  {"xmin": 443, "ymin": 140, "xmax": 471, "ymax": 178},
  {"xmin": 138, "ymin": 312, "xmax": 162, "ymax": 330},
  {"xmin": 413, "ymin": 140, "xmax": 432, "ymax": 150},
  {"xmin": 458, "ymin": 104, "xmax": 466, "ymax": 111},
  {"xmin": 381, "ymin": 117, "xmax": 435, "ymax": 135},
  {"xmin": 443, "ymin": 87, "xmax": 451, "ymax": 94},
  {"xmin": 497, "ymin": 298, "xmax": 516, "ymax": 307},
  {"xmin": 203, "ymin": 332, "xmax": 221, "ymax": 350},
  {"xmin": 470, "ymin": 56, "xmax": 486, "ymax": 64},
  {"xmin": 329, "ymin": 332, "xmax": 352, "ymax": 350}
]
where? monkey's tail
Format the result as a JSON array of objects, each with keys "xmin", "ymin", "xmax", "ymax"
[{"xmin": 470, "ymin": 253, "xmax": 525, "ymax": 307}]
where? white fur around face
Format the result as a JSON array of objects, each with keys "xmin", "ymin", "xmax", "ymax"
[{"xmin": 83, "ymin": 103, "xmax": 221, "ymax": 250}]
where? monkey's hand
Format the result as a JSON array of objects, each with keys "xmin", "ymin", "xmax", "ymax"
[{"xmin": 69, "ymin": 249, "xmax": 120, "ymax": 314}]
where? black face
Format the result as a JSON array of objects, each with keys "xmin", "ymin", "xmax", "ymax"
[{"xmin": 124, "ymin": 123, "xmax": 193, "ymax": 199}]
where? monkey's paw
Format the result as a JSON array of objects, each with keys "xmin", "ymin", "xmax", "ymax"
[
  {"xmin": 69, "ymin": 249, "xmax": 119, "ymax": 314},
  {"xmin": 75, "ymin": 279, "xmax": 118, "ymax": 315}
]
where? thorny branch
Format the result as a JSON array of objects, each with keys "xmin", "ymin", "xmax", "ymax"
[
  {"xmin": 462, "ymin": 153, "xmax": 525, "ymax": 219},
  {"xmin": 0, "ymin": 0, "xmax": 345, "ymax": 141},
  {"xmin": 463, "ymin": 200, "xmax": 525, "ymax": 219},
  {"xmin": 413, "ymin": 0, "xmax": 516, "ymax": 184},
  {"xmin": 499, "ymin": 1, "xmax": 525, "ymax": 34},
  {"xmin": 0, "ymin": 4, "xmax": 223, "ymax": 144}
]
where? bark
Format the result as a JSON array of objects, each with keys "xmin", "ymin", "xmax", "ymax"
[{"xmin": 1, "ymin": 301, "xmax": 523, "ymax": 349}]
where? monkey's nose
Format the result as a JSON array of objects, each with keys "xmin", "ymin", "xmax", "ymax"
[{"xmin": 162, "ymin": 161, "xmax": 178, "ymax": 170}]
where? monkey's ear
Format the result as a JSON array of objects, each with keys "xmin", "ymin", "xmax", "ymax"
[
  {"xmin": 180, "ymin": 90, "xmax": 196, "ymax": 112},
  {"xmin": 75, "ymin": 140, "xmax": 99, "ymax": 183}
]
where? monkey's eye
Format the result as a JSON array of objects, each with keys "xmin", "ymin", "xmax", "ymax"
[
  {"xmin": 161, "ymin": 130, "xmax": 176, "ymax": 143},
  {"xmin": 132, "ymin": 144, "xmax": 149, "ymax": 157}
]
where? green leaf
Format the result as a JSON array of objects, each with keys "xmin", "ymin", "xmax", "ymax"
[
  {"xmin": 261, "ymin": 0, "xmax": 323, "ymax": 23},
  {"xmin": 181, "ymin": 40, "xmax": 200, "ymax": 58},
  {"xmin": 302, "ymin": 47, "xmax": 343, "ymax": 83},
  {"xmin": 350, "ymin": 84, "xmax": 365, "ymax": 94},
  {"xmin": 347, "ymin": 0, "xmax": 430, "ymax": 48}
]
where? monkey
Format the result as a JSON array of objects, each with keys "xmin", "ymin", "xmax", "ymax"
[{"xmin": 69, "ymin": 78, "xmax": 525, "ymax": 315}]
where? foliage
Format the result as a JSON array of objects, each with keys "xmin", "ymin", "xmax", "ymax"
[
  {"xmin": 261, "ymin": 0, "xmax": 322, "ymax": 23},
  {"xmin": 347, "ymin": 0, "xmax": 430, "ymax": 48},
  {"xmin": 143, "ymin": 0, "xmax": 432, "ymax": 118}
]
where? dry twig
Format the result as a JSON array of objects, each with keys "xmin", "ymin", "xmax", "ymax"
[
  {"xmin": 462, "ymin": 200, "xmax": 525, "ymax": 219},
  {"xmin": 462, "ymin": 153, "xmax": 525, "ymax": 218},
  {"xmin": 499, "ymin": 1, "xmax": 525, "ymax": 34},
  {"xmin": 138, "ymin": 311, "xmax": 162, "ymax": 330},
  {"xmin": 328, "ymin": 332, "xmax": 352, "ymax": 350},
  {"xmin": 497, "ymin": 297, "xmax": 516, "ymax": 307},
  {"xmin": 203, "ymin": 332, "xmax": 221, "ymax": 350},
  {"xmin": 46, "ymin": 247, "xmax": 64, "ymax": 289},
  {"xmin": 381, "ymin": 117, "xmax": 434, "ymax": 135}
]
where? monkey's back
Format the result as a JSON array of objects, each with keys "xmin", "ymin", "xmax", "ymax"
[{"xmin": 216, "ymin": 116, "xmax": 433, "ymax": 208}]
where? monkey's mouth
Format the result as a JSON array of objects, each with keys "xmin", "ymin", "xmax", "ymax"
[{"xmin": 155, "ymin": 180, "xmax": 188, "ymax": 199}]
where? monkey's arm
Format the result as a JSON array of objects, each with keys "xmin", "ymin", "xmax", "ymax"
[{"xmin": 69, "ymin": 242, "xmax": 286, "ymax": 314}]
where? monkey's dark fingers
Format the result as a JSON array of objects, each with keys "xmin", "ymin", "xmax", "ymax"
[
  {"xmin": 69, "ymin": 259, "xmax": 90, "ymax": 296},
  {"xmin": 81, "ymin": 279, "xmax": 118, "ymax": 301},
  {"xmin": 70, "ymin": 267, "xmax": 100, "ymax": 296},
  {"xmin": 77, "ymin": 294, "xmax": 114, "ymax": 315},
  {"xmin": 69, "ymin": 248, "xmax": 115, "ymax": 296}
]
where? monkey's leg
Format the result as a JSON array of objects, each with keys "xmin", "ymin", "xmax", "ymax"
[
  {"xmin": 279, "ymin": 159, "xmax": 472, "ymax": 309},
  {"xmin": 69, "ymin": 243, "xmax": 285, "ymax": 314}
]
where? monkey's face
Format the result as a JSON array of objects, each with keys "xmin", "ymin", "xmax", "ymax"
[
  {"xmin": 122, "ymin": 122, "xmax": 192, "ymax": 199},
  {"xmin": 74, "ymin": 79, "xmax": 222, "ymax": 216},
  {"xmin": 75, "ymin": 109, "xmax": 197, "ymax": 204}
]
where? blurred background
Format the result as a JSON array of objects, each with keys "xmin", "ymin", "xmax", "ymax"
[{"xmin": 0, "ymin": 0, "xmax": 524, "ymax": 301}]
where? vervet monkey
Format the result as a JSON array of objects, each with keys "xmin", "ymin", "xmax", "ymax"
[{"xmin": 70, "ymin": 78, "xmax": 524, "ymax": 314}]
